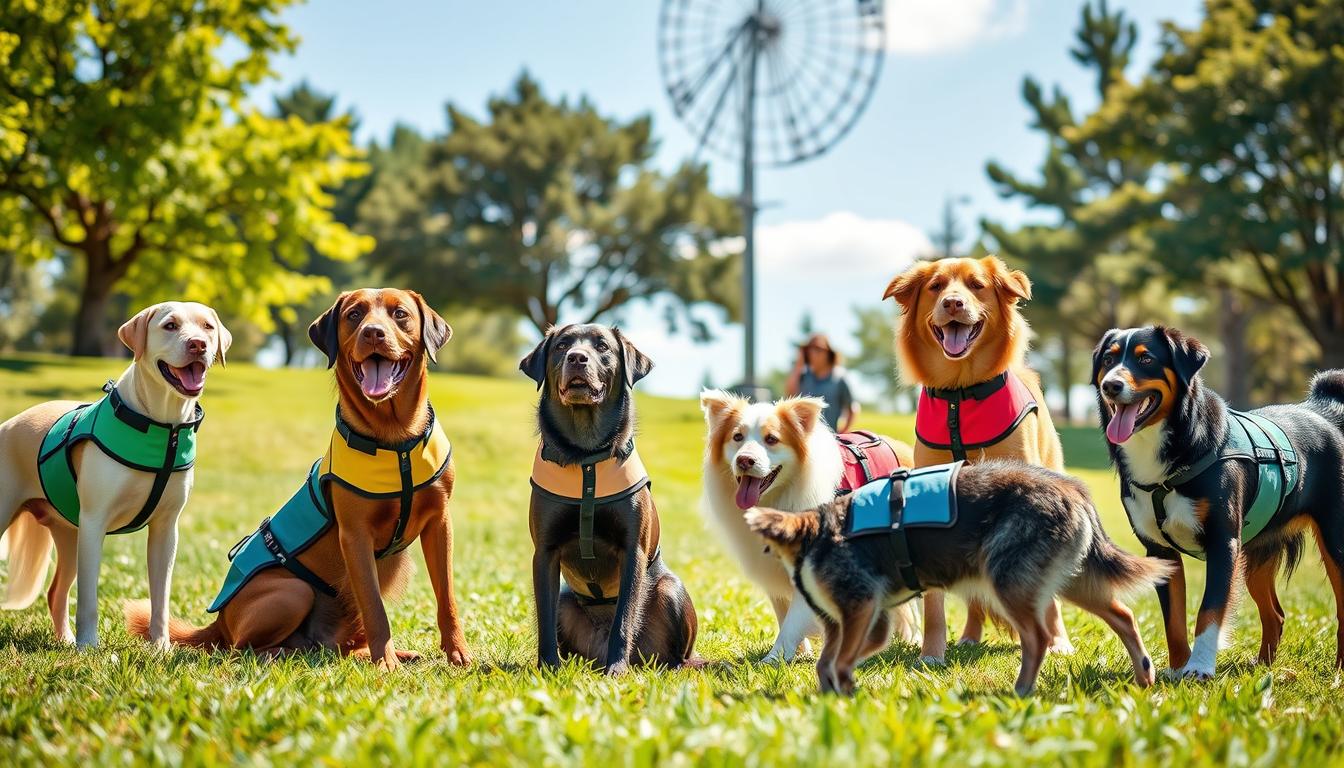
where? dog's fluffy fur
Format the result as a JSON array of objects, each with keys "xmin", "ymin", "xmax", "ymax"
[
  {"xmin": 0, "ymin": 302, "xmax": 230, "ymax": 648},
  {"xmin": 884, "ymin": 255, "xmax": 1070, "ymax": 660},
  {"xmin": 747, "ymin": 459, "xmax": 1170, "ymax": 696},
  {"xmin": 1095, "ymin": 325, "xmax": 1344, "ymax": 678},
  {"xmin": 700, "ymin": 391, "xmax": 919, "ymax": 662}
]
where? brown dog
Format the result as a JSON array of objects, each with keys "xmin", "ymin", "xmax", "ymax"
[
  {"xmin": 128, "ymin": 289, "xmax": 471, "ymax": 668},
  {"xmin": 884, "ymin": 255, "xmax": 1070, "ymax": 663}
]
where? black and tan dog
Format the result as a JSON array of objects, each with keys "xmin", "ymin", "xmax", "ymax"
[
  {"xmin": 746, "ymin": 460, "xmax": 1167, "ymax": 696},
  {"xmin": 521, "ymin": 324, "xmax": 698, "ymax": 674},
  {"xmin": 1093, "ymin": 325, "xmax": 1344, "ymax": 679}
]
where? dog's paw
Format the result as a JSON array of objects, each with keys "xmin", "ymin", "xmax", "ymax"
[
  {"xmin": 149, "ymin": 637, "xmax": 172, "ymax": 654},
  {"xmin": 605, "ymin": 660, "xmax": 631, "ymax": 677},
  {"xmin": 1177, "ymin": 661, "xmax": 1215, "ymax": 682},
  {"xmin": 1048, "ymin": 639, "xmax": 1076, "ymax": 655},
  {"xmin": 56, "ymin": 630, "xmax": 75, "ymax": 645},
  {"xmin": 917, "ymin": 655, "xmax": 946, "ymax": 667},
  {"xmin": 375, "ymin": 654, "xmax": 402, "ymax": 672},
  {"xmin": 761, "ymin": 648, "xmax": 795, "ymax": 665},
  {"xmin": 443, "ymin": 646, "xmax": 472, "ymax": 667}
]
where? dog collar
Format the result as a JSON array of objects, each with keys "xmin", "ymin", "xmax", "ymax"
[
  {"xmin": 36, "ymin": 382, "xmax": 202, "ymax": 534},
  {"xmin": 916, "ymin": 371, "xmax": 1037, "ymax": 461}
]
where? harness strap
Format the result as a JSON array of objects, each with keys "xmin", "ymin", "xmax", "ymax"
[
  {"xmin": 111, "ymin": 427, "xmax": 180, "ymax": 535},
  {"xmin": 259, "ymin": 517, "xmax": 338, "ymax": 597},
  {"xmin": 841, "ymin": 435, "xmax": 875, "ymax": 483},
  {"xmin": 333, "ymin": 406, "xmax": 438, "ymax": 559},
  {"xmin": 579, "ymin": 462, "xmax": 598, "ymax": 560},
  {"xmin": 923, "ymin": 373, "xmax": 1009, "ymax": 462},
  {"xmin": 884, "ymin": 472, "xmax": 922, "ymax": 593}
]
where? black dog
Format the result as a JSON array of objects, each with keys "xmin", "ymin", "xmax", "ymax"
[
  {"xmin": 1093, "ymin": 325, "xmax": 1344, "ymax": 678},
  {"xmin": 520, "ymin": 323, "xmax": 699, "ymax": 673}
]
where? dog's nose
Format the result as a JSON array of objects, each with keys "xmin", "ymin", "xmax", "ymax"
[
  {"xmin": 1101, "ymin": 379, "xmax": 1124, "ymax": 397},
  {"xmin": 361, "ymin": 325, "xmax": 386, "ymax": 344},
  {"xmin": 566, "ymin": 350, "xmax": 589, "ymax": 366},
  {"xmin": 736, "ymin": 455, "xmax": 756, "ymax": 471},
  {"xmin": 942, "ymin": 295, "xmax": 965, "ymax": 312},
  {"xmin": 185, "ymin": 337, "xmax": 208, "ymax": 356}
]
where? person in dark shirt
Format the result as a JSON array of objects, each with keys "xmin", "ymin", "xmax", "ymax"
[{"xmin": 785, "ymin": 333, "xmax": 858, "ymax": 432}]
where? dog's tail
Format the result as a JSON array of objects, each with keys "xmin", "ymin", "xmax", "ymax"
[
  {"xmin": 1, "ymin": 512, "xmax": 52, "ymax": 610},
  {"xmin": 1307, "ymin": 370, "xmax": 1344, "ymax": 433},
  {"xmin": 744, "ymin": 507, "xmax": 820, "ymax": 551},
  {"xmin": 123, "ymin": 600, "xmax": 228, "ymax": 650},
  {"xmin": 1071, "ymin": 508, "xmax": 1173, "ymax": 602}
]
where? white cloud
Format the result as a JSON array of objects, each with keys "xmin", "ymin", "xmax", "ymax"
[
  {"xmin": 885, "ymin": 0, "xmax": 1028, "ymax": 55},
  {"xmin": 756, "ymin": 211, "xmax": 931, "ymax": 278}
]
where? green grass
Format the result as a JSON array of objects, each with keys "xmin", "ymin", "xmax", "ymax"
[{"xmin": 1, "ymin": 354, "xmax": 1343, "ymax": 766}]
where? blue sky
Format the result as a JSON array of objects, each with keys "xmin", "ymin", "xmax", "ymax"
[{"xmin": 254, "ymin": 0, "xmax": 1202, "ymax": 397}]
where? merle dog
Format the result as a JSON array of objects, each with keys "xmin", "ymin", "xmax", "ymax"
[{"xmin": 521, "ymin": 323, "xmax": 698, "ymax": 673}]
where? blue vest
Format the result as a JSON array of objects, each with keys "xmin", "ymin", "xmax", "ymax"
[{"xmin": 845, "ymin": 462, "xmax": 962, "ymax": 593}]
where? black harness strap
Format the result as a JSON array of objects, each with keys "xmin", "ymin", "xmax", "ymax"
[
  {"xmin": 259, "ymin": 517, "xmax": 338, "ymax": 597},
  {"xmin": 840, "ymin": 431, "xmax": 879, "ymax": 483},
  {"xmin": 334, "ymin": 406, "xmax": 436, "ymax": 560},
  {"xmin": 1132, "ymin": 432, "xmax": 1224, "ymax": 558},
  {"xmin": 580, "ymin": 462, "xmax": 598, "ymax": 560},
  {"xmin": 924, "ymin": 373, "xmax": 1009, "ymax": 462},
  {"xmin": 883, "ymin": 472, "xmax": 923, "ymax": 593},
  {"xmin": 103, "ymin": 382, "xmax": 205, "ymax": 535}
]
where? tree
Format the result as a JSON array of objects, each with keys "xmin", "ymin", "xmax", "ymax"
[
  {"xmin": 1081, "ymin": 0, "xmax": 1344, "ymax": 368},
  {"xmin": 849, "ymin": 303, "xmax": 908, "ymax": 411},
  {"xmin": 360, "ymin": 74, "xmax": 741, "ymax": 340},
  {"xmin": 0, "ymin": 1, "xmax": 371, "ymax": 355}
]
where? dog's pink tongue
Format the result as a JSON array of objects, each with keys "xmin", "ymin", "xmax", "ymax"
[
  {"xmin": 940, "ymin": 324, "xmax": 971, "ymax": 356},
  {"xmin": 360, "ymin": 358, "xmax": 393, "ymax": 398},
  {"xmin": 1107, "ymin": 402, "xmax": 1142, "ymax": 444},
  {"xmin": 736, "ymin": 476, "xmax": 766, "ymax": 510},
  {"xmin": 172, "ymin": 362, "xmax": 205, "ymax": 392}
]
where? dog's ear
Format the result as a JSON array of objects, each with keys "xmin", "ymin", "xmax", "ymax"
[
  {"xmin": 118, "ymin": 304, "xmax": 162, "ymax": 361},
  {"xmin": 208, "ymin": 307, "xmax": 232, "ymax": 367},
  {"xmin": 411, "ymin": 292, "xmax": 451, "ymax": 364},
  {"xmin": 1091, "ymin": 329, "xmax": 1121, "ymax": 388},
  {"xmin": 882, "ymin": 260, "xmax": 936, "ymax": 310},
  {"xmin": 308, "ymin": 293, "xmax": 348, "ymax": 370},
  {"xmin": 700, "ymin": 389, "xmax": 742, "ymax": 425},
  {"xmin": 519, "ymin": 327, "xmax": 559, "ymax": 390},
  {"xmin": 983, "ymin": 255, "xmax": 1031, "ymax": 304},
  {"xmin": 613, "ymin": 327, "xmax": 653, "ymax": 388},
  {"xmin": 782, "ymin": 396, "xmax": 827, "ymax": 435},
  {"xmin": 1159, "ymin": 326, "xmax": 1209, "ymax": 387}
]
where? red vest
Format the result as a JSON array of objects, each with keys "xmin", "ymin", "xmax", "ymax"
[
  {"xmin": 835, "ymin": 431, "xmax": 906, "ymax": 492},
  {"xmin": 915, "ymin": 371, "xmax": 1037, "ymax": 459}
]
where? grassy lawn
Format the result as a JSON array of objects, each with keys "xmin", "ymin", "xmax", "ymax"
[{"xmin": 1, "ymin": 354, "xmax": 1342, "ymax": 765}]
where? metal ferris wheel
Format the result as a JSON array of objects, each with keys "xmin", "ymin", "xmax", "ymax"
[{"xmin": 658, "ymin": 0, "xmax": 886, "ymax": 388}]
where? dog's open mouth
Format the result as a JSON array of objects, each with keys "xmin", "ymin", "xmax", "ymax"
[
  {"xmin": 560, "ymin": 376, "xmax": 604, "ymax": 401},
  {"xmin": 353, "ymin": 354, "xmax": 411, "ymax": 400},
  {"xmin": 735, "ymin": 466, "xmax": 782, "ymax": 510},
  {"xmin": 931, "ymin": 320, "xmax": 985, "ymax": 359},
  {"xmin": 1104, "ymin": 394, "xmax": 1161, "ymax": 445},
  {"xmin": 158, "ymin": 361, "xmax": 206, "ymax": 398}
]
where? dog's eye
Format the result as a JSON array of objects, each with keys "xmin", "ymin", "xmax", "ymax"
[
  {"xmin": 164, "ymin": 322, "xmax": 178, "ymax": 332},
  {"xmin": 203, "ymin": 323, "xmax": 214, "ymax": 331},
  {"xmin": 732, "ymin": 433, "xmax": 744, "ymax": 443},
  {"xmin": 346, "ymin": 309, "xmax": 363, "ymax": 322},
  {"xmin": 594, "ymin": 341, "xmax": 609, "ymax": 353},
  {"xmin": 393, "ymin": 308, "xmax": 410, "ymax": 320},
  {"xmin": 1138, "ymin": 353, "xmax": 1154, "ymax": 365},
  {"xmin": 928, "ymin": 280, "xmax": 945, "ymax": 292},
  {"xmin": 968, "ymin": 280, "xmax": 985, "ymax": 290},
  {"xmin": 764, "ymin": 434, "xmax": 780, "ymax": 446},
  {"xmin": 1101, "ymin": 354, "xmax": 1115, "ymax": 367},
  {"xmin": 556, "ymin": 340, "xmax": 570, "ymax": 351}
]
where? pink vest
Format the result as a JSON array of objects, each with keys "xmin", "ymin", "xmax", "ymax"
[
  {"xmin": 835, "ymin": 431, "xmax": 906, "ymax": 492},
  {"xmin": 915, "ymin": 371, "xmax": 1037, "ymax": 459}
]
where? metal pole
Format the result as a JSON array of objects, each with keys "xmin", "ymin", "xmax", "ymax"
[{"xmin": 740, "ymin": 7, "xmax": 760, "ymax": 388}]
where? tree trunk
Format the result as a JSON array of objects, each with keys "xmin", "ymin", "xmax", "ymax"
[
  {"xmin": 71, "ymin": 251, "xmax": 117, "ymax": 357},
  {"xmin": 1219, "ymin": 287, "xmax": 1251, "ymax": 408},
  {"xmin": 1322, "ymin": 333, "xmax": 1344, "ymax": 372},
  {"xmin": 272, "ymin": 310, "xmax": 296, "ymax": 366},
  {"xmin": 1057, "ymin": 329, "xmax": 1074, "ymax": 424}
]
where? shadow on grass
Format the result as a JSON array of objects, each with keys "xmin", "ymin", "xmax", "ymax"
[{"xmin": 0, "ymin": 359, "xmax": 44, "ymax": 374}]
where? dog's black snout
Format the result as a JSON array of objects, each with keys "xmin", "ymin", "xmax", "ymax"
[
  {"xmin": 1101, "ymin": 379, "xmax": 1124, "ymax": 397},
  {"xmin": 566, "ymin": 350, "xmax": 589, "ymax": 366},
  {"xmin": 735, "ymin": 455, "xmax": 755, "ymax": 471},
  {"xmin": 361, "ymin": 325, "xmax": 386, "ymax": 343},
  {"xmin": 942, "ymin": 295, "xmax": 965, "ymax": 312},
  {"xmin": 185, "ymin": 337, "xmax": 208, "ymax": 356}
]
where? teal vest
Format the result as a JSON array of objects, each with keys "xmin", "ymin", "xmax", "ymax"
[
  {"xmin": 36, "ymin": 383, "xmax": 202, "ymax": 534},
  {"xmin": 209, "ymin": 409, "xmax": 451, "ymax": 612},
  {"xmin": 844, "ymin": 462, "xmax": 962, "ymax": 593},
  {"xmin": 1132, "ymin": 410, "xmax": 1300, "ymax": 560}
]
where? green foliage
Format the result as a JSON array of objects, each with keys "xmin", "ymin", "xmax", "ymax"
[
  {"xmin": 359, "ymin": 74, "xmax": 742, "ymax": 341},
  {"xmin": 848, "ymin": 303, "xmax": 909, "ymax": 410},
  {"xmin": 2, "ymin": 356, "xmax": 1344, "ymax": 764},
  {"xmin": 0, "ymin": 0, "xmax": 372, "ymax": 354}
]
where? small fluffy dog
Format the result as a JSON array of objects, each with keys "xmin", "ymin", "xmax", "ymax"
[
  {"xmin": 700, "ymin": 391, "xmax": 920, "ymax": 662},
  {"xmin": 0, "ymin": 302, "xmax": 230, "ymax": 648},
  {"xmin": 884, "ymin": 255, "xmax": 1070, "ymax": 661},
  {"xmin": 747, "ymin": 460, "xmax": 1168, "ymax": 696},
  {"xmin": 1094, "ymin": 325, "xmax": 1344, "ymax": 678}
]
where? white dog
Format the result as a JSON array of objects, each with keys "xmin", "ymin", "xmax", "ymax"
[
  {"xmin": 0, "ymin": 302, "xmax": 229, "ymax": 648},
  {"xmin": 700, "ymin": 391, "xmax": 920, "ymax": 662}
]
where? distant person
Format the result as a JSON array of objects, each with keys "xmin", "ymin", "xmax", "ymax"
[{"xmin": 785, "ymin": 333, "xmax": 858, "ymax": 432}]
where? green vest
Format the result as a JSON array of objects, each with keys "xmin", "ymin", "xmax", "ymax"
[
  {"xmin": 1133, "ymin": 410, "xmax": 1299, "ymax": 560},
  {"xmin": 37, "ymin": 383, "xmax": 203, "ymax": 534}
]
